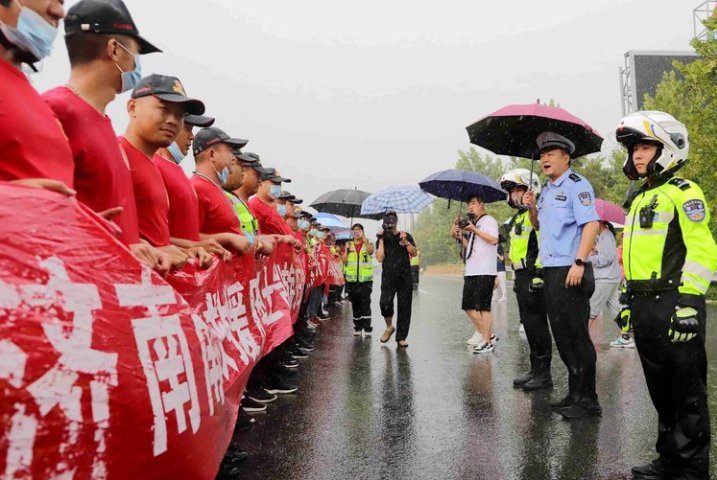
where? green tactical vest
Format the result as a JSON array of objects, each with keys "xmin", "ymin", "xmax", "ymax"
[
  {"xmin": 623, "ymin": 177, "xmax": 717, "ymax": 296},
  {"xmin": 344, "ymin": 241, "xmax": 373, "ymax": 283}
]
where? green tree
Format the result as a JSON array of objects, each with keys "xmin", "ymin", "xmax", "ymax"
[{"xmin": 643, "ymin": 16, "xmax": 717, "ymax": 234}]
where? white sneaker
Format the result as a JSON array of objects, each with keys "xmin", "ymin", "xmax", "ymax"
[
  {"xmin": 610, "ymin": 336, "xmax": 636, "ymax": 348},
  {"xmin": 466, "ymin": 332, "xmax": 483, "ymax": 346},
  {"xmin": 473, "ymin": 342, "xmax": 495, "ymax": 354},
  {"xmin": 519, "ymin": 324, "xmax": 525, "ymax": 334}
]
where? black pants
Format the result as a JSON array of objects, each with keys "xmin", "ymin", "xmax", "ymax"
[
  {"xmin": 347, "ymin": 281, "xmax": 373, "ymax": 331},
  {"xmin": 633, "ymin": 291, "xmax": 709, "ymax": 478},
  {"xmin": 379, "ymin": 273, "xmax": 413, "ymax": 342},
  {"xmin": 514, "ymin": 269, "xmax": 551, "ymax": 368},
  {"xmin": 543, "ymin": 265, "xmax": 596, "ymax": 403},
  {"xmin": 411, "ymin": 265, "xmax": 420, "ymax": 289}
]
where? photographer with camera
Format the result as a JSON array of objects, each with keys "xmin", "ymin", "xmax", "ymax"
[
  {"xmin": 451, "ymin": 195, "xmax": 499, "ymax": 354},
  {"xmin": 376, "ymin": 210, "xmax": 417, "ymax": 347}
]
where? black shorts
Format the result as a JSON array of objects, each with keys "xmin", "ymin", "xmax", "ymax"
[{"xmin": 462, "ymin": 275, "xmax": 496, "ymax": 312}]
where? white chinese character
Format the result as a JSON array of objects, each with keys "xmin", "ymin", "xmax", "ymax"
[{"xmin": 115, "ymin": 270, "xmax": 200, "ymax": 457}]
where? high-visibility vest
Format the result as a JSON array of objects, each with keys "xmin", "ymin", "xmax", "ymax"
[
  {"xmin": 410, "ymin": 251, "xmax": 420, "ymax": 266},
  {"xmin": 509, "ymin": 209, "xmax": 541, "ymax": 270},
  {"xmin": 344, "ymin": 241, "xmax": 373, "ymax": 283},
  {"xmin": 623, "ymin": 176, "xmax": 717, "ymax": 295},
  {"xmin": 225, "ymin": 193, "xmax": 259, "ymax": 235}
]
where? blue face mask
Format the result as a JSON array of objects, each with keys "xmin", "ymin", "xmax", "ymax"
[
  {"xmin": 269, "ymin": 184, "xmax": 282, "ymax": 199},
  {"xmin": 167, "ymin": 142, "xmax": 185, "ymax": 164},
  {"xmin": 298, "ymin": 219, "xmax": 310, "ymax": 230},
  {"xmin": 115, "ymin": 42, "xmax": 142, "ymax": 93},
  {"xmin": 309, "ymin": 228, "xmax": 319, "ymax": 237},
  {"xmin": 3, "ymin": 6, "xmax": 58, "ymax": 60},
  {"xmin": 276, "ymin": 204, "xmax": 287, "ymax": 217},
  {"xmin": 217, "ymin": 167, "xmax": 229, "ymax": 185}
]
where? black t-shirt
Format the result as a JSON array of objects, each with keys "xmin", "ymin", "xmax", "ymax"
[{"xmin": 377, "ymin": 231, "xmax": 416, "ymax": 276}]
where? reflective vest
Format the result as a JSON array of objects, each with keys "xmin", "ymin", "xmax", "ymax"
[
  {"xmin": 344, "ymin": 241, "xmax": 373, "ymax": 283},
  {"xmin": 509, "ymin": 209, "xmax": 541, "ymax": 270},
  {"xmin": 410, "ymin": 251, "xmax": 420, "ymax": 267},
  {"xmin": 226, "ymin": 193, "xmax": 259, "ymax": 235},
  {"xmin": 623, "ymin": 176, "xmax": 717, "ymax": 296}
]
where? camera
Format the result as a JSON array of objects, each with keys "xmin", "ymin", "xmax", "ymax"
[{"xmin": 457, "ymin": 213, "xmax": 477, "ymax": 230}]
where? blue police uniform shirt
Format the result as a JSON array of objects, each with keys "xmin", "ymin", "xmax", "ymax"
[{"xmin": 537, "ymin": 168, "xmax": 599, "ymax": 267}]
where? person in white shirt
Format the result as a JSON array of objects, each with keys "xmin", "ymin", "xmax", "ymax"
[{"xmin": 451, "ymin": 195, "xmax": 499, "ymax": 353}]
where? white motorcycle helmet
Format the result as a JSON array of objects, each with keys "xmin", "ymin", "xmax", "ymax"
[
  {"xmin": 500, "ymin": 168, "xmax": 541, "ymax": 208},
  {"xmin": 615, "ymin": 110, "xmax": 688, "ymax": 181}
]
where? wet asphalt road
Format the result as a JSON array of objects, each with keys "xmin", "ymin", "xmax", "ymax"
[{"xmin": 229, "ymin": 274, "xmax": 717, "ymax": 480}]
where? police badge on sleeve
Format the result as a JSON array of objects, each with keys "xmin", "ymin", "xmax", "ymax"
[
  {"xmin": 683, "ymin": 199, "xmax": 706, "ymax": 222},
  {"xmin": 578, "ymin": 192, "xmax": 592, "ymax": 206}
]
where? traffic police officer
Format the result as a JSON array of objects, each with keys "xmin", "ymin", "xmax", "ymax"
[
  {"xmin": 523, "ymin": 131, "xmax": 601, "ymax": 420},
  {"xmin": 615, "ymin": 111, "xmax": 717, "ymax": 480},
  {"xmin": 500, "ymin": 168, "xmax": 552, "ymax": 391},
  {"xmin": 343, "ymin": 223, "xmax": 375, "ymax": 335}
]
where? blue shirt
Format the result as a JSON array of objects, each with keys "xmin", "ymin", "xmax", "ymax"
[{"xmin": 537, "ymin": 168, "xmax": 599, "ymax": 267}]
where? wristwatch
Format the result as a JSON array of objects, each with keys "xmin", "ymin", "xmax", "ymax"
[{"xmin": 574, "ymin": 258, "xmax": 586, "ymax": 267}]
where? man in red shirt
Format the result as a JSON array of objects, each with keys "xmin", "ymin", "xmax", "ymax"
[
  {"xmin": 154, "ymin": 114, "xmax": 232, "ymax": 261},
  {"xmin": 42, "ymin": 0, "xmax": 171, "ymax": 273},
  {"xmin": 121, "ymin": 74, "xmax": 214, "ymax": 269},
  {"xmin": 190, "ymin": 127, "xmax": 251, "ymax": 254},
  {"xmin": 249, "ymin": 168, "xmax": 302, "ymax": 251},
  {"xmin": 0, "ymin": 0, "xmax": 75, "ymax": 194}
]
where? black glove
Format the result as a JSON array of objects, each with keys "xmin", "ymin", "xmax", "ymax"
[
  {"xmin": 528, "ymin": 269, "xmax": 544, "ymax": 295},
  {"xmin": 668, "ymin": 306, "xmax": 699, "ymax": 343},
  {"xmin": 614, "ymin": 307, "xmax": 631, "ymax": 333}
]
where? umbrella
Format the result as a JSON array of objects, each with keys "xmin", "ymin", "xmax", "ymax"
[
  {"xmin": 466, "ymin": 103, "xmax": 604, "ymax": 159},
  {"xmin": 314, "ymin": 213, "xmax": 349, "ymax": 233},
  {"xmin": 595, "ymin": 198, "xmax": 626, "ymax": 226},
  {"xmin": 418, "ymin": 169, "xmax": 506, "ymax": 203},
  {"xmin": 361, "ymin": 185, "xmax": 435, "ymax": 215},
  {"xmin": 310, "ymin": 188, "xmax": 383, "ymax": 220}
]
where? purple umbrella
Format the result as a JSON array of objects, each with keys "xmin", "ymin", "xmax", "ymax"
[
  {"xmin": 595, "ymin": 199, "xmax": 626, "ymax": 226},
  {"xmin": 466, "ymin": 103, "xmax": 604, "ymax": 159}
]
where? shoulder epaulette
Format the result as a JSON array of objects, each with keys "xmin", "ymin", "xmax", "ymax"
[
  {"xmin": 668, "ymin": 177, "xmax": 691, "ymax": 191},
  {"xmin": 568, "ymin": 173, "xmax": 582, "ymax": 182}
]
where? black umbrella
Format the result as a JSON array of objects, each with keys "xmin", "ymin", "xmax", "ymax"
[
  {"xmin": 418, "ymin": 169, "xmax": 506, "ymax": 203},
  {"xmin": 310, "ymin": 189, "xmax": 383, "ymax": 220},
  {"xmin": 466, "ymin": 103, "xmax": 604, "ymax": 159}
]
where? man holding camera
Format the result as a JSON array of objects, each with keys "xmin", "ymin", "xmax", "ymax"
[
  {"xmin": 376, "ymin": 211, "xmax": 417, "ymax": 347},
  {"xmin": 523, "ymin": 131, "xmax": 600, "ymax": 420},
  {"xmin": 451, "ymin": 195, "xmax": 499, "ymax": 354}
]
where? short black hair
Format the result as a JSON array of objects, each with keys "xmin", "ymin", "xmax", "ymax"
[
  {"xmin": 467, "ymin": 195, "xmax": 484, "ymax": 203},
  {"xmin": 351, "ymin": 223, "xmax": 364, "ymax": 231},
  {"xmin": 65, "ymin": 33, "xmax": 135, "ymax": 67}
]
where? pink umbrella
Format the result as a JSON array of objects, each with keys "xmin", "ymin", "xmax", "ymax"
[
  {"xmin": 595, "ymin": 199, "xmax": 626, "ymax": 226},
  {"xmin": 466, "ymin": 103, "xmax": 604, "ymax": 159}
]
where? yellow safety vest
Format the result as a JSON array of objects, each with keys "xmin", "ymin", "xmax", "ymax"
[
  {"xmin": 410, "ymin": 252, "xmax": 421, "ymax": 267},
  {"xmin": 623, "ymin": 176, "xmax": 717, "ymax": 296},
  {"xmin": 509, "ymin": 209, "xmax": 541, "ymax": 270},
  {"xmin": 226, "ymin": 193, "xmax": 259, "ymax": 235},
  {"xmin": 344, "ymin": 241, "xmax": 373, "ymax": 283}
]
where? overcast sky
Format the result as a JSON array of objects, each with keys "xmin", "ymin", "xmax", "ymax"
[{"xmin": 32, "ymin": 0, "xmax": 698, "ymax": 209}]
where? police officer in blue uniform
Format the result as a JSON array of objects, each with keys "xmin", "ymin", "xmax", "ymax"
[{"xmin": 523, "ymin": 132, "xmax": 601, "ymax": 420}]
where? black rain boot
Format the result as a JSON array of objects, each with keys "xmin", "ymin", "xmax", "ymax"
[
  {"xmin": 513, "ymin": 353, "xmax": 537, "ymax": 388},
  {"xmin": 522, "ymin": 355, "xmax": 553, "ymax": 391}
]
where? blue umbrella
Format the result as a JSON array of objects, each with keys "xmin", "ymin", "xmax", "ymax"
[
  {"xmin": 361, "ymin": 185, "xmax": 435, "ymax": 215},
  {"xmin": 418, "ymin": 169, "xmax": 506, "ymax": 203},
  {"xmin": 314, "ymin": 213, "xmax": 349, "ymax": 233}
]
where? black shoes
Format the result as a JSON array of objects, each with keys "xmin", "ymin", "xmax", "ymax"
[
  {"xmin": 513, "ymin": 371, "xmax": 533, "ymax": 388},
  {"xmin": 265, "ymin": 378, "xmax": 298, "ymax": 394},
  {"xmin": 549, "ymin": 395, "xmax": 573, "ymax": 412},
  {"xmin": 631, "ymin": 458, "xmax": 672, "ymax": 479},
  {"xmin": 522, "ymin": 372, "xmax": 553, "ymax": 391},
  {"xmin": 241, "ymin": 396, "xmax": 268, "ymax": 413},
  {"xmin": 246, "ymin": 387, "xmax": 277, "ymax": 404}
]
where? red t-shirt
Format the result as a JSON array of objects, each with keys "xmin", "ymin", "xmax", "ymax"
[
  {"xmin": 190, "ymin": 174, "xmax": 242, "ymax": 235},
  {"xmin": 249, "ymin": 196, "xmax": 292, "ymax": 235},
  {"xmin": 43, "ymin": 86, "xmax": 140, "ymax": 244},
  {"xmin": 154, "ymin": 154, "xmax": 200, "ymax": 241},
  {"xmin": 118, "ymin": 137, "xmax": 170, "ymax": 247},
  {"xmin": 0, "ymin": 59, "xmax": 74, "ymax": 187}
]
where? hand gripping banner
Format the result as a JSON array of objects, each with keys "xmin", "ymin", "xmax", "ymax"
[{"xmin": 0, "ymin": 184, "xmax": 303, "ymax": 479}]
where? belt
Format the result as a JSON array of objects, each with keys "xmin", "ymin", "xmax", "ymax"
[{"xmin": 626, "ymin": 279, "xmax": 678, "ymax": 297}]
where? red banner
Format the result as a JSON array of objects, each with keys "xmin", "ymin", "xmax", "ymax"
[{"xmin": 0, "ymin": 184, "xmax": 303, "ymax": 479}]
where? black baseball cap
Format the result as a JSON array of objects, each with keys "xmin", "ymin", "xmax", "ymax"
[
  {"xmin": 237, "ymin": 152, "xmax": 261, "ymax": 164},
  {"xmin": 64, "ymin": 0, "xmax": 161, "ymax": 54},
  {"xmin": 278, "ymin": 190, "xmax": 295, "ymax": 201},
  {"xmin": 261, "ymin": 168, "xmax": 292, "ymax": 183},
  {"xmin": 131, "ymin": 75, "xmax": 205, "ymax": 115},
  {"xmin": 185, "ymin": 114, "xmax": 215, "ymax": 127},
  {"xmin": 193, "ymin": 127, "xmax": 248, "ymax": 156}
]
